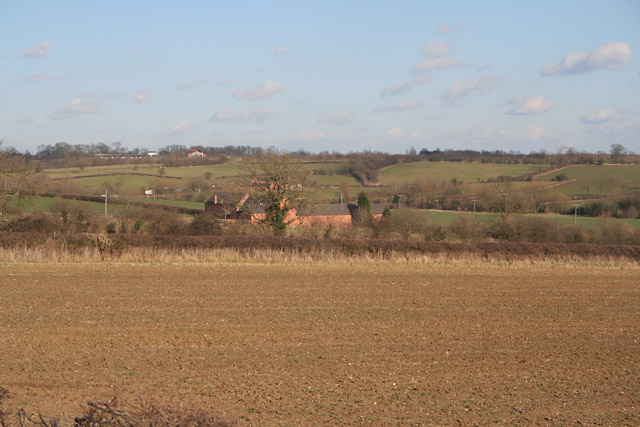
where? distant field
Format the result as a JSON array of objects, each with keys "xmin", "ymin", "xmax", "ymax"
[
  {"xmin": 9, "ymin": 195, "xmax": 108, "ymax": 215},
  {"xmin": 536, "ymin": 165, "xmax": 640, "ymax": 197},
  {"xmin": 1, "ymin": 263, "xmax": 638, "ymax": 425},
  {"xmin": 399, "ymin": 208, "xmax": 640, "ymax": 229},
  {"xmin": 379, "ymin": 162, "xmax": 547, "ymax": 184}
]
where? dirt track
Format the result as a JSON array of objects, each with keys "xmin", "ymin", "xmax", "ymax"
[{"xmin": 1, "ymin": 263, "xmax": 638, "ymax": 424}]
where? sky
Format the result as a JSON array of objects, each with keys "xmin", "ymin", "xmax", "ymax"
[{"xmin": 1, "ymin": 0, "xmax": 639, "ymax": 154}]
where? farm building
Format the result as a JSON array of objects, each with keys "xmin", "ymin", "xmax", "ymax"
[
  {"xmin": 206, "ymin": 192, "xmax": 387, "ymax": 227},
  {"xmin": 187, "ymin": 150, "xmax": 206, "ymax": 158},
  {"xmin": 204, "ymin": 192, "xmax": 251, "ymax": 220}
]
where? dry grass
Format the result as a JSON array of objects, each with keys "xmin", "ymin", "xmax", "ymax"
[{"xmin": 0, "ymin": 244, "xmax": 638, "ymax": 269}]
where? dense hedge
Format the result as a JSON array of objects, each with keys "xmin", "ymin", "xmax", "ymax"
[{"xmin": 1, "ymin": 232, "xmax": 638, "ymax": 261}]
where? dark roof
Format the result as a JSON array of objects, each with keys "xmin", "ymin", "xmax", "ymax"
[
  {"xmin": 205, "ymin": 192, "xmax": 246, "ymax": 205},
  {"xmin": 235, "ymin": 202, "xmax": 389, "ymax": 217},
  {"xmin": 297, "ymin": 204, "xmax": 352, "ymax": 216},
  {"xmin": 299, "ymin": 203, "xmax": 388, "ymax": 216},
  {"xmin": 370, "ymin": 203, "xmax": 388, "ymax": 215}
]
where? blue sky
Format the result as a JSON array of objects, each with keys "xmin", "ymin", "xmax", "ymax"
[{"xmin": 1, "ymin": 1, "xmax": 638, "ymax": 154}]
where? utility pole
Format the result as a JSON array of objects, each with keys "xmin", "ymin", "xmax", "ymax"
[
  {"xmin": 473, "ymin": 200, "xmax": 477, "ymax": 216},
  {"xmin": 103, "ymin": 188, "xmax": 108, "ymax": 216}
]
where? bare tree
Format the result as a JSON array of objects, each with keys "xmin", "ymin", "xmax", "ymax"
[
  {"xmin": 609, "ymin": 144, "xmax": 627, "ymax": 164},
  {"xmin": 242, "ymin": 150, "xmax": 310, "ymax": 235},
  {"xmin": 480, "ymin": 179, "xmax": 523, "ymax": 220},
  {"xmin": 595, "ymin": 177, "xmax": 620, "ymax": 196},
  {"xmin": 391, "ymin": 209, "xmax": 424, "ymax": 240},
  {"xmin": 0, "ymin": 140, "xmax": 40, "ymax": 215}
]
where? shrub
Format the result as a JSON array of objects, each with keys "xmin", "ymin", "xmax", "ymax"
[
  {"xmin": 189, "ymin": 215, "xmax": 222, "ymax": 236},
  {"xmin": 392, "ymin": 209, "xmax": 424, "ymax": 240},
  {"xmin": 448, "ymin": 215, "xmax": 485, "ymax": 242}
]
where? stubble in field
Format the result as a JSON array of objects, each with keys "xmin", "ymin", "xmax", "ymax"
[{"xmin": 0, "ymin": 262, "xmax": 638, "ymax": 424}]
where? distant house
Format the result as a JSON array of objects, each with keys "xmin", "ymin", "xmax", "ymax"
[
  {"xmin": 147, "ymin": 151, "xmax": 158, "ymax": 157},
  {"xmin": 249, "ymin": 202, "xmax": 388, "ymax": 227},
  {"xmin": 204, "ymin": 192, "xmax": 251, "ymax": 220},
  {"xmin": 188, "ymin": 150, "xmax": 206, "ymax": 158}
]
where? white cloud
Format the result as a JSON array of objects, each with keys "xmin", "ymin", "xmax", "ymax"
[
  {"xmin": 22, "ymin": 40, "xmax": 52, "ymax": 57},
  {"xmin": 233, "ymin": 80, "xmax": 284, "ymax": 100},
  {"xmin": 296, "ymin": 129, "xmax": 327, "ymax": 141},
  {"xmin": 373, "ymin": 100, "xmax": 423, "ymax": 113},
  {"xmin": 422, "ymin": 40, "xmax": 448, "ymax": 58},
  {"xmin": 442, "ymin": 76, "xmax": 506, "ymax": 106},
  {"xmin": 387, "ymin": 128, "xmax": 422, "ymax": 139},
  {"xmin": 210, "ymin": 107, "xmax": 281, "ymax": 123},
  {"xmin": 448, "ymin": 125, "xmax": 561, "ymax": 144},
  {"xmin": 505, "ymin": 95, "xmax": 554, "ymax": 115},
  {"xmin": 17, "ymin": 116, "xmax": 33, "ymax": 123},
  {"xmin": 541, "ymin": 42, "xmax": 631, "ymax": 76},
  {"xmin": 211, "ymin": 107, "xmax": 236, "ymax": 122},
  {"xmin": 274, "ymin": 45, "xmax": 287, "ymax": 55},
  {"xmin": 412, "ymin": 57, "xmax": 463, "ymax": 72},
  {"xmin": 133, "ymin": 90, "xmax": 153, "ymax": 104},
  {"xmin": 48, "ymin": 98, "xmax": 99, "ymax": 120},
  {"xmin": 437, "ymin": 24, "xmax": 464, "ymax": 34},
  {"xmin": 388, "ymin": 127, "xmax": 406, "ymax": 138},
  {"xmin": 580, "ymin": 106, "xmax": 629, "ymax": 124},
  {"xmin": 177, "ymin": 74, "xmax": 214, "ymax": 90},
  {"xmin": 381, "ymin": 75, "xmax": 433, "ymax": 97},
  {"xmin": 169, "ymin": 120, "xmax": 195, "ymax": 135},
  {"xmin": 317, "ymin": 111, "xmax": 355, "ymax": 125},
  {"xmin": 412, "ymin": 39, "xmax": 463, "ymax": 72}
]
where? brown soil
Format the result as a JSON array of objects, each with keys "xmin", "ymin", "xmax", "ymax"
[{"xmin": 1, "ymin": 263, "xmax": 638, "ymax": 425}]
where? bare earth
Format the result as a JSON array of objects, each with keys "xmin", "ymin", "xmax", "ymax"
[{"xmin": 0, "ymin": 262, "xmax": 638, "ymax": 425}]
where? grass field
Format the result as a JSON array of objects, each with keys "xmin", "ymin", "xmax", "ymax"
[
  {"xmin": 536, "ymin": 164, "xmax": 640, "ymax": 197},
  {"xmin": 379, "ymin": 161, "xmax": 546, "ymax": 184},
  {"xmin": 0, "ymin": 262, "xmax": 638, "ymax": 424},
  {"xmin": 397, "ymin": 208, "xmax": 640, "ymax": 229}
]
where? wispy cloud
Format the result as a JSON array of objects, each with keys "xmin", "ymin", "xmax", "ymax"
[
  {"xmin": 177, "ymin": 74, "xmax": 214, "ymax": 90},
  {"xmin": 48, "ymin": 98, "xmax": 99, "ymax": 120},
  {"xmin": 381, "ymin": 75, "xmax": 433, "ymax": 97},
  {"xmin": 437, "ymin": 24, "xmax": 464, "ymax": 34},
  {"xmin": 505, "ymin": 95, "xmax": 554, "ymax": 115},
  {"xmin": 274, "ymin": 45, "xmax": 287, "ymax": 55},
  {"xmin": 448, "ymin": 125, "xmax": 561, "ymax": 144},
  {"xmin": 17, "ymin": 116, "xmax": 33, "ymax": 124},
  {"xmin": 22, "ymin": 71, "xmax": 69, "ymax": 83},
  {"xmin": 317, "ymin": 111, "xmax": 355, "ymax": 125},
  {"xmin": 373, "ymin": 100, "xmax": 423, "ymax": 113},
  {"xmin": 442, "ymin": 76, "xmax": 506, "ymax": 106},
  {"xmin": 169, "ymin": 120, "xmax": 195, "ymax": 135},
  {"xmin": 412, "ymin": 39, "xmax": 463, "ymax": 72},
  {"xmin": 210, "ymin": 107, "xmax": 281, "ymax": 123},
  {"xmin": 233, "ymin": 80, "xmax": 285, "ymax": 100},
  {"xmin": 413, "ymin": 57, "xmax": 463, "ymax": 72},
  {"xmin": 22, "ymin": 40, "xmax": 52, "ymax": 57},
  {"xmin": 541, "ymin": 42, "xmax": 631, "ymax": 76},
  {"xmin": 133, "ymin": 90, "xmax": 153, "ymax": 104},
  {"xmin": 296, "ymin": 129, "xmax": 326, "ymax": 141},
  {"xmin": 580, "ymin": 106, "xmax": 629, "ymax": 124},
  {"xmin": 387, "ymin": 127, "xmax": 422, "ymax": 139},
  {"xmin": 422, "ymin": 40, "xmax": 449, "ymax": 58}
]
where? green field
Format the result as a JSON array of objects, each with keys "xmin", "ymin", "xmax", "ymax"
[
  {"xmin": 401, "ymin": 208, "xmax": 640, "ymax": 229},
  {"xmin": 379, "ymin": 161, "xmax": 546, "ymax": 184},
  {"xmin": 9, "ymin": 196, "xmax": 110, "ymax": 215},
  {"xmin": 536, "ymin": 165, "xmax": 640, "ymax": 197}
]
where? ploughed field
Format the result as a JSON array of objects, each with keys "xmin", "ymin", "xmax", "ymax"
[{"xmin": 1, "ymin": 263, "xmax": 638, "ymax": 424}]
